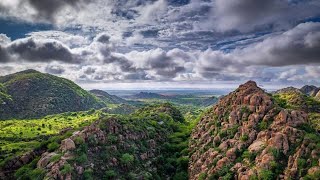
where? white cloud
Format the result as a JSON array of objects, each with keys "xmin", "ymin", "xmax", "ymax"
[
  {"xmin": 205, "ymin": 0, "xmax": 320, "ymax": 32},
  {"xmin": 0, "ymin": 34, "xmax": 11, "ymax": 45}
]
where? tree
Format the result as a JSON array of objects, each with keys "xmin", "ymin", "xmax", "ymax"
[{"xmin": 120, "ymin": 153, "xmax": 134, "ymax": 166}]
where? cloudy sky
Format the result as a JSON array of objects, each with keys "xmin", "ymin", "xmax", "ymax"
[{"xmin": 0, "ymin": 0, "xmax": 320, "ymax": 90}]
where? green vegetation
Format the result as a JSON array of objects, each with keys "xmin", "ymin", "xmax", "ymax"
[
  {"xmin": 134, "ymin": 103, "xmax": 185, "ymax": 123},
  {"xmin": 60, "ymin": 163, "xmax": 73, "ymax": 175},
  {"xmin": 308, "ymin": 113, "xmax": 320, "ymax": 131},
  {"xmin": 0, "ymin": 110, "xmax": 100, "ymax": 165},
  {"xmin": 273, "ymin": 91, "xmax": 320, "ymax": 112},
  {"xmin": 14, "ymin": 157, "xmax": 42, "ymax": 179},
  {"xmin": 0, "ymin": 69, "xmax": 104, "ymax": 119},
  {"xmin": 105, "ymin": 170, "xmax": 117, "ymax": 178},
  {"xmin": 258, "ymin": 169, "xmax": 275, "ymax": 180},
  {"xmin": 14, "ymin": 103, "xmax": 197, "ymax": 179},
  {"xmin": 0, "ymin": 83, "xmax": 12, "ymax": 104},
  {"xmin": 240, "ymin": 134, "xmax": 249, "ymax": 142},
  {"xmin": 120, "ymin": 153, "xmax": 134, "ymax": 166}
]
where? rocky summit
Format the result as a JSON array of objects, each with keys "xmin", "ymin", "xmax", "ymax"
[{"xmin": 189, "ymin": 81, "xmax": 320, "ymax": 179}]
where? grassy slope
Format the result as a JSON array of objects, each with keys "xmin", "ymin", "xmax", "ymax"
[
  {"xmin": 0, "ymin": 70, "xmax": 104, "ymax": 119},
  {"xmin": 0, "ymin": 110, "xmax": 101, "ymax": 164}
]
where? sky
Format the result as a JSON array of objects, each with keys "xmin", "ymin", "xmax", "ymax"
[{"xmin": 0, "ymin": 0, "xmax": 320, "ymax": 90}]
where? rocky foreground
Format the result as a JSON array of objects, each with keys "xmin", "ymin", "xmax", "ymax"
[
  {"xmin": 12, "ymin": 104, "xmax": 188, "ymax": 179},
  {"xmin": 189, "ymin": 81, "xmax": 320, "ymax": 179}
]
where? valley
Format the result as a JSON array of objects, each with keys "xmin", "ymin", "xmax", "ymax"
[{"xmin": 0, "ymin": 71, "xmax": 319, "ymax": 180}]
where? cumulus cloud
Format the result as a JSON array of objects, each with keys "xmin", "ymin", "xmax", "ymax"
[
  {"xmin": 203, "ymin": 0, "xmax": 320, "ymax": 32},
  {"xmin": 194, "ymin": 22, "xmax": 320, "ymax": 78},
  {"xmin": 1, "ymin": 21, "xmax": 320, "ymax": 85},
  {"xmin": 94, "ymin": 33, "xmax": 111, "ymax": 44},
  {"xmin": 0, "ymin": 46, "xmax": 10, "ymax": 62},
  {"xmin": 125, "ymin": 48, "xmax": 186, "ymax": 79},
  {"xmin": 238, "ymin": 22, "xmax": 320, "ymax": 66},
  {"xmin": 0, "ymin": 0, "xmax": 88, "ymax": 23},
  {"xmin": 0, "ymin": 34, "xmax": 11, "ymax": 45},
  {"xmin": 137, "ymin": 0, "xmax": 168, "ymax": 24},
  {"xmin": 8, "ymin": 38, "xmax": 76, "ymax": 63},
  {"xmin": 27, "ymin": 31, "xmax": 90, "ymax": 48},
  {"xmin": 45, "ymin": 64, "xmax": 65, "ymax": 74}
]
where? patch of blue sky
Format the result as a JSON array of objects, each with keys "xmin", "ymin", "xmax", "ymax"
[{"xmin": 0, "ymin": 18, "xmax": 52, "ymax": 40}]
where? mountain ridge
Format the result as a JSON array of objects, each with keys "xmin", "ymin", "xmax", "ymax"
[{"xmin": 89, "ymin": 89, "xmax": 128, "ymax": 105}]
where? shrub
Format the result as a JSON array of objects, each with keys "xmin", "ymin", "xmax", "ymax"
[
  {"xmin": 258, "ymin": 170, "xmax": 274, "ymax": 180},
  {"xmin": 120, "ymin": 153, "xmax": 134, "ymax": 166},
  {"xmin": 173, "ymin": 171, "xmax": 188, "ymax": 180},
  {"xmin": 268, "ymin": 147, "xmax": 281, "ymax": 160},
  {"xmin": 240, "ymin": 134, "xmax": 249, "ymax": 142},
  {"xmin": 222, "ymin": 173, "xmax": 233, "ymax": 180},
  {"xmin": 219, "ymin": 130, "xmax": 227, "ymax": 138},
  {"xmin": 242, "ymin": 150, "xmax": 257, "ymax": 162},
  {"xmin": 14, "ymin": 165, "xmax": 31, "ymax": 178},
  {"xmin": 88, "ymin": 135, "xmax": 98, "ymax": 145},
  {"xmin": 105, "ymin": 170, "xmax": 117, "ymax": 178},
  {"xmin": 107, "ymin": 135, "xmax": 118, "ymax": 144},
  {"xmin": 258, "ymin": 121, "xmax": 268, "ymax": 130},
  {"xmin": 199, "ymin": 173, "xmax": 207, "ymax": 180},
  {"xmin": 177, "ymin": 156, "xmax": 189, "ymax": 170},
  {"xmin": 83, "ymin": 169, "xmax": 93, "ymax": 180},
  {"xmin": 50, "ymin": 154, "xmax": 62, "ymax": 163},
  {"xmin": 60, "ymin": 163, "xmax": 73, "ymax": 175},
  {"xmin": 75, "ymin": 143, "xmax": 88, "ymax": 155},
  {"xmin": 76, "ymin": 153, "xmax": 88, "ymax": 164},
  {"xmin": 29, "ymin": 168, "xmax": 45, "ymax": 180},
  {"xmin": 47, "ymin": 142, "xmax": 59, "ymax": 152},
  {"xmin": 74, "ymin": 137, "xmax": 85, "ymax": 145},
  {"xmin": 240, "ymin": 106, "xmax": 250, "ymax": 114}
]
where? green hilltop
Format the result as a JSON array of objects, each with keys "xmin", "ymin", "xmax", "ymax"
[{"xmin": 0, "ymin": 69, "xmax": 104, "ymax": 120}]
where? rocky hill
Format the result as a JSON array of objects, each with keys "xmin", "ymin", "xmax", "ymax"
[
  {"xmin": 300, "ymin": 85, "xmax": 320, "ymax": 97},
  {"xmin": 13, "ymin": 103, "xmax": 190, "ymax": 179},
  {"xmin": 273, "ymin": 87, "xmax": 320, "ymax": 113},
  {"xmin": 0, "ymin": 70, "xmax": 104, "ymax": 119},
  {"xmin": 189, "ymin": 81, "xmax": 320, "ymax": 179},
  {"xmin": 90, "ymin": 89, "xmax": 128, "ymax": 105}
]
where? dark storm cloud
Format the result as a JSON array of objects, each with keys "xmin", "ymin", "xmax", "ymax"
[
  {"xmin": 94, "ymin": 33, "xmax": 111, "ymax": 44},
  {"xmin": 0, "ymin": 45, "xmax": 10, "ymax": 62},
  {"xmin": 92, "ymin": 34, "xmax": 137, "ymax": 73},
  {"xmin": 27, "ymin": 0, "xmax": 89, "ymax": 22},
  {"xmin": 8, "ymin": 38, "xmax": 76, "ymax": 63},
  {"xmin": 147, "ymin": 50, "xmax": 185, "ymax": 78}
]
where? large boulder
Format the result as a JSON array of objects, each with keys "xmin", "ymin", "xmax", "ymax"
[{"xmin": 60, "ymin": 138, "xmax": 76, "ymax": 152}]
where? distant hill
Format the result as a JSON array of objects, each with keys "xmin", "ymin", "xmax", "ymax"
[
  {"xmin": 129, "ymin": 92, "xmax": 218, "ymax": 107},
  {"xmin": 0, "ymin": 70, "xmax": 104, "ymax": 119},
  {"xmin": 300, "ymin": 85, "xmax": 320, "ymax": 97},
  {"xmin": 131, "ymin": 92, "xmax": 167, "ymax": 99},
  {"xmin": 90, "ymin": 89, "xmax": 128, "ymax": 104}
]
